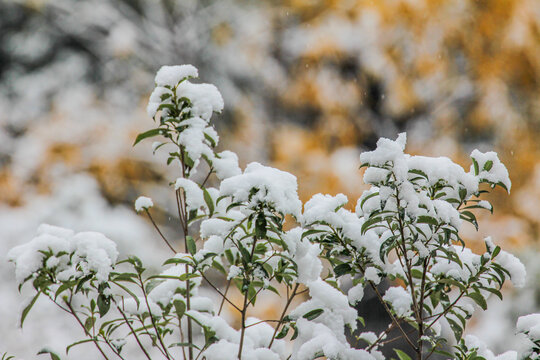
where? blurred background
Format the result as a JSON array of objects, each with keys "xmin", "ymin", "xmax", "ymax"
[{"xmin": 2, "ymin": 0, "xmax": 540, "ymax": 358}]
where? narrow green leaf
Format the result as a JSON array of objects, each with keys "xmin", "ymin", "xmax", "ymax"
[
  {"xmin": 255, "ymin": 213, "xmax": 267, "ymax": 239},
  {"xmin": 203, "ymin": 188, "xmax": 214, "ymax": 217},
  {"xmin": 483, "ymin": 287, "xmax": 503, "ymax": 300},
  {"xmin": 97, "ymin": 294, "xmax": 111, "ymax": 317},
  {"xmin": 275, "ymin": 325, "xmax": 289, "ymax": 339},
  {"xmin": 21, "ymin": 292, "xmax": 40, "ymax": 327},
  {"xmin": 446, "ymin": 317, "xmax": 463, "ymax": 341},
  {"xmin": 133, "ymin": 128, "xmax": 162, "ymax": 146},
  {"xmin": 290, "ymin": 324, "xmax": 299, "ymax": 340},
  {"xmin": 483, "ymin": 160, "xmax": 493, "ymax": 171},
  {"xmin": 411, "ymin": 268, "xmax": 423, "ymax": 279},
  {"xmin": 472, "ymin": 158, "xmax": 479, "ymax": 176},
  {"xmin": 361, "ymin": 216, "xmax": 383, "ymax": 235},
  {"xmin": 417, "ymin": 215, "xmax": 439, "ymax": 226},
  {"xmin": 360, "ymin": 191, "xmax": 380, "ymax": 210},
  {"xmin": 37, "ymin": 349, "xmax": 61, "ymax": 360},
  {"xmin": 394, "ymin": 349, "xmax": 412, "ymax": 360},
  {"xmin": 212, "ymin": 260, "xmax": 227, "ymax": 275},
  {"xmin": 84, "ymin": 316, "xmax": 95, "ymax": 332},
  {"xmin": 168, "ymin": 342, "xmax": 201, "ymax": 350},
  {"xmin": 204, "ymin": 132, "xmax": 217, "ymax": 148},
  {"xmin": 301, "ymin": 229, "xmax": 327, "ymax": 239},
  {"xmin": 466, "ymin": 292, "xmax": 487, "ymax": 310},
  {"xmin": 334, "ymin": 263, "xmax": 352, "ymax": 277},
  {"xmin": 302, "ymin": 308, "xmax": 324, "ymax": 321},
  {"xmin": 186, "ymin": 236, "xmax": 196, "ymax": 255},
  {"xmin": 491, "ymin": 246, "xmax": 501, "ymax": 259},
  {"xmin": 173, "ymin": 299, "xmax": 186, "ymax": 319}
]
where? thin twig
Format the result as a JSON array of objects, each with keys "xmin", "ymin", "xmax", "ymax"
[
  {"xmin": 269, "ymin": 283, "xmax": 300, "ymax": 348},
  {"xmin": 218, "ymin": 280, "xmax": 232, "ymax": 315},
  {"xmin": 64, "ymin": 300, "xmax": 112, "ymax": 360},
  {"xmin": 115, "ymin": 303, "xmax": 152, "ymax": 360},
  {"xmin": 145, "ymin": 209, "xmax": 177, "ymax": 253}
]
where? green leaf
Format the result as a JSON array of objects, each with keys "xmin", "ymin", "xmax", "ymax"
[
  {"xmin": 411, "ymin": 268, "xmax": 424, "ymax": 279},
  {"xmin": 111, "ymin": 273, "xmax": 138, "ymax": 283},
  {"xmin": 334, "ymin": 263, "xmax": 352, "ymax": 277},
  {"xmin": 186, "ymin": 236, "xmax": 196, "ymax": 255},
  {"xmin": 255, "ymin": 213, "xmax": 267, "ymax": 239},
  {"xmin": 483, "ymin": 160, "xmax": 493, "ymax": 171},
  {"xmin": 459, "ymin": 187, "xmax": 467, "ymax": 201},
  {"xmin": 483, "ymin": 287, "xmax": 503, "ymax": 300},
  {"xmin": 224, "ymin": 249, "xmax": 235, "ymax": 265},
  {"xmin": 361, "ymin": 216, "xmax": 383, "ymax": 235},
  {"xmin": 302, "ymin": 308, "xmax": 324, "ymax": 321},
  {"xmin": 360, "ymin": 191, "xmax": 380, "ymax": 210},
  {"xmin": 437, "ymin": 278, "xmax": 466, "ymax": 292},
  {"xmin": 163, "ymin": 257, "xmax": 192, "ymax": 266},
  {"xmin": 472, "ymin": 158, "xmax": 479, "ymax": 176},
  {"xmin": 84, "ymin": 316, "xmax": 95, "ymax": 332},
  {"xmin": 409, "ymin": 169, "xmax": 428, "ymax": 179},
  {"xmin": 496, "ymin": 181, "xmax": 509, "ymax": 193},
  {"xmin": 394, "ymin": 349, "xmax": 412, "ymax": 360},
  {"xmin": 168, "ymin": 342, "xmax": 201, "ymax": 350},
  {"xmin": 37, "ymin": 349, "xmax": 61, "ymax": 360},
  {"xmin": 173, "ymin": 299, "xmax": 186, "ymax": 319},
  {"xmin": 212, "ymin": 260, "xmax": 227, "ymax": 275},
  {"xmin": 204, "ymin": 132, "xmax": 217, "ymax": 148},
  {"xmin": 275, "ymin": 325, "xmax": 290, "ymax": 339},
  {"xmin": 417, "ymin": 215, "xmax": 439, "ymax": 226},
  {"xmin": 238, "ymin": 244, "xmax": 252, "ymax": 265},
  {"xmin": 466, "ymin": 292, "xmax": 487, "ymax": 310},
  {"xmin": 290, "ymin": 324, "xmax": 299, "ymax": 340},
  {"xmin": 133, "ymin": 128, "xmax": 162, "ymax": 146},
  {"xmin": 203, "ymin": 188, "xmax": 214, "ymax": 217},
  {"xmin": 491, "ymin": 246, "xmax": 501, "ymax": 259},
  {"xmin": 21, "ymin": 292, "xmax": 40, "ymax": 327},
  {"xmin": 447, "ymin": 317, "xmax": 463, "ymax": 341},
  {"xmin": 97, "ymin": 294, "xmax": 111, "ymax": 317},
  {"xmin": 301, "ymin": 229, "xmax": 327, "ymax": 239}
]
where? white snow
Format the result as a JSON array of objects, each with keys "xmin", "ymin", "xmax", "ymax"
[
  {"xmin": 303, "ymin": 193, "xmax": 348, "ymax": 226},
  {"xmin": 383, "ymin": 286, "xmax": 412, "ymax": 317},
  {"xmin": 212, "ymin": 150, "xmax": 242, "ymax": 180},
  {"xmin": 364, "ymin": 267, "xmax": 381, "ymax": 284},
  {"xmin": 8, "ymin": 225, "xmax": 118, "ymax": 284},
  {"xmin": 134, "ymin": 196, "xmax": 153, "ymax": 212},
  {"xmin": 347, "ymin": 283, "xmax": 365, "ymax": 305},
  {"xmin": 470, "ymin": 149, "xmax": 512, "ymax": 192},
  {"xmin": 496, "ymin": 250, "xmax": 526, "ymax": 287},
  {"xmin": 154, "ymin": 65, "xmax": 198, "ymax": 87},
  {"xmin": 175, "ymin": 178, "xmax": 205, "ymax": 211},
  {"xmin": 220, "ymin": 162, "xmax": 302, "ymax": 218}
]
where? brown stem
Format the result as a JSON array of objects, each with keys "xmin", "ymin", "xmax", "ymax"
[
  {"xmin": 200, "ymin": 273, "xmax": 241, "ymax": 312},
  {"xmin": 366, "ymin": 322, "xmax": 397, "ymax": 352},
  {"xmin": 237, "ymin": 285, "xmax": 250, "ymax": 360},
  {"xmin": 218, "ymin": 280, "xmax": 232, "ymax": 315},
  {"xmin": 238, "ymin": 234, "xmax": 260, "ymax": 359},
  {"xmin": 269, "ymin": 283, "xmax": 300, "ymax": 348},
  {"xmin": 139, "ymin": 275, "xmax": 172, "ymax": 359},
  {"xmin": 145, "ymin": 209, "xmax": 177, "ymax": 253},
  {"xmin": 116, "ymin": 304, "xmax": 153, "ymax": 360},
  {"xmin": 369, "ymin": 281, "xmax": 418, "ymax": 351},
  {"xmin": 177, "ymin": 148, "xmax": 194, "ymax": 360},
  {"xmin": 64, "ymin": 300, "xmax": 111, "ymax": 360},
  {"xmin": 424, "ymin": 290, "xmax": 466, "ymax": 332},
  {"xmin": 200, "ymin": 168, "xmax": 213, "ymax": 188}
]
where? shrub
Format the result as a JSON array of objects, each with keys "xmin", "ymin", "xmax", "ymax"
[{"xmin": 7, "ymin": 65, "xmax": 540, "ymax": 360}]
